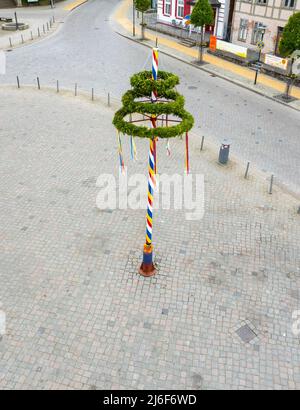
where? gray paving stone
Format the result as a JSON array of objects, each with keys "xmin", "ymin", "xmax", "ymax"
[{"xmin": 0, "ymin": 88, "xmax": 299, "ymax": 390}]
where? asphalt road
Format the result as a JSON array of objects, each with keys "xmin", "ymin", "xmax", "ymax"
[{"xmin": 1, "ymin": 0, "xmax": 299, "ymax": 195}]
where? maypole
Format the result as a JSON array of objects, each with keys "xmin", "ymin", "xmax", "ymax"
[
  {"xmin": 140, "ymin": 48, "xmax": 159, "ymax": 277},
  {"xmin": 112, "ymin": 48, "xmax": 194, "ymax": 278}
]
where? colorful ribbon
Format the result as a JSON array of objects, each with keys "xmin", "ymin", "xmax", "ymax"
[
  {"xmin": 130, "ymin": 135, "xmax": 137, "ymax": 161},
  {"xmin": 117, "ymin": 131, "xmax": 125, "ymax": 174},
  {"xmin": 166, "ymin": 139, "xmax": 171, "ymax": 156}
]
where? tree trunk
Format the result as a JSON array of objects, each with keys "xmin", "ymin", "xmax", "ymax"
[
  {"xmin": 285, "ymin": 58, "xmax": 295, "ymax": 100},
  {"xmin": 199, "ymin": 26, "xmax": 204, "ymax": 64},
  {"xmin": 141, "ymin": 12, "xmax": 145, "ymax": 41}
]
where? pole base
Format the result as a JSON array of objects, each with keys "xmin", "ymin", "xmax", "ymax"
[
  {"xmin": 139, "ymin": 244, "xmax": 156, "ymax": 277},
  {"xmin": 139, "ymin": 263, "xmax": 156, "ymax": 277}
]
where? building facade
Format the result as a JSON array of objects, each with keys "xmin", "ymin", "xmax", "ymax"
[
  {"xmin": 231, "ymin": 0, "xmax": 300, "ymax": 55},
  {"xmin": 157, "ymin": 0, "xmax": 235, "ymax": 39}
]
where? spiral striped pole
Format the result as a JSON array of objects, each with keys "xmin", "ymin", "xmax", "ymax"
[{"xmin": 140, "ymin": 48, "xmax": 159, "ymax": 277}]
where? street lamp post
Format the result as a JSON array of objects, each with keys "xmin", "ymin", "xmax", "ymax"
[{"xmin": 254, "ymin": 47, "xmax": 262, "ymax": 86}]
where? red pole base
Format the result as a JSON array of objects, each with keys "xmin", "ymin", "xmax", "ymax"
[
  {"xmin": 139, "ymin": 263, "xmax": 156, "ymax": 277},
  {"xmin": 139, "ymin": 244, "xmax": 156, "ymax": 277}
]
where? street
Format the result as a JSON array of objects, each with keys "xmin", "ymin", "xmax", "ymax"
[{"xmin": 1, "ymin": 0, "xmax": 299, "ymax": 195}]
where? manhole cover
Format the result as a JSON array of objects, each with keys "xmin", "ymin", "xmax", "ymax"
[{"xmin": 236, "ymin": 324, "xmax": 257, "ymax": 343}]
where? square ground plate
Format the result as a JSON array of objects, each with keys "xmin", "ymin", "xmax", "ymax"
[{"xmin": 236, "ymin": 324, "xmax": 257, "ymax": 343}]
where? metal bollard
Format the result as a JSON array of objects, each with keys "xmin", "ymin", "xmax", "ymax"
[
  {"xmin": 16, "ymin": 76, "xmax": 20, "ymax": 89},
  {"xmin": 37, "ymin": 77, "xmax": 41, "ymax": 90},
  {"xmin": 92, "ymin": 88, "xmax": 94, "ymax": 101},
  {"xmin": 219, "ymin": 139, "xmax": 231, "ymax": 165},
  {"xmin": 108, "ymin": 92, "xmax": 111, "ymax": 107},
  {"xmin": 269, "ymin": 174, "xmax": 274, "ymax": 195},
  {"xmin": 75, "ymin": 83, "xmax": 78, "ymax": 96},
  {"xmin": 200, "ymin": 136, "xmax": 205, "ymax": 151},
  {"xmin": 56, "ymin": 80, "xmax": 59, "ymax": 93}
]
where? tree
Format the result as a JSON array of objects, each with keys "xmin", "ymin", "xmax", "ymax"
[
  {"xmin": 279, "ymin": 12, "xmax": 300, "ymax": 57},
  {"xmin": 134, "ymin": 0, "xmax": 151, "ymax": 41},
  {"xmin": 190, "ymin": 0, "xmax": 214, "ymax": 64}
]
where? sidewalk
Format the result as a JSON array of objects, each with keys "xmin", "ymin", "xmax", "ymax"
[
  {"xmin": 0, "ymin": 0, "xmax": 88, "ymax": 51},
  {"xmin": 112, "ymin": 0, "xmax": 300, "ymax": 111}
]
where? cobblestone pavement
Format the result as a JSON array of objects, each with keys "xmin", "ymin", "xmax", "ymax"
[{"xmin": 0, "ymin": 87, "xmax": 299, "ymax": 390}]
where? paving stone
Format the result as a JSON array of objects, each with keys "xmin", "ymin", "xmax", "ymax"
[{"xmin": 0, "ymin": 89, "xmax": 299, "ymax": 390}]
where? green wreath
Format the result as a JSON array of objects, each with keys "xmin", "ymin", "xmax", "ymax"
[{"xmin": 113, "ymin": 71, "xmax": 194, "ymax": 139}]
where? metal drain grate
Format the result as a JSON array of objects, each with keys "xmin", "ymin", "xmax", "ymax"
[{"xmin": 236, "ymin": 324, "xmax": 257, "ymax": 343}]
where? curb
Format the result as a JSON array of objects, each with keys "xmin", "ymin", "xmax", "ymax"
[
  {"xmin": 1, "ymin": 22, "xmax": 60, "ymax": 52},
  {"xmin": 115, "ymin": 31, "xmax": 300, "ymax": 113}
]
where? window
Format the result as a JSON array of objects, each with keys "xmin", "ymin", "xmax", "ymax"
[
  {"xmin": 238, "ymin": 19, "xmax": 248, "ymax": 42},
  {"xmin": 177, "ymin": 0, "xmax": 184, "ymax": 18},
  {"xmin": 164, "ymin": 0, "xmax": 172, "ymax": 15},
  {"xmin": 275, "ymin": 27, "xmax": 284, "ymax": 56},
  {"xmin": 251, "ymin": 22, "xmax": 266, "ymax": 45},
  {"xmin": 283, "ymin": 0, "xmax": 296, "ymax": 8},
  {"xmin": 256, "ymin": 0, "xmax": 267, "ymax": 4}
]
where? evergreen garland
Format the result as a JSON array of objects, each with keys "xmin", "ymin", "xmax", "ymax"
[{"xmin": 113, "ymin": 71, "xmax": 194, "ymax": 139}]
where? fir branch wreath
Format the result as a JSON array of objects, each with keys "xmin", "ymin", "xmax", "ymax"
[{"xmin": 113, "ymin": 71, "xmax": 194, "ymax": 139}]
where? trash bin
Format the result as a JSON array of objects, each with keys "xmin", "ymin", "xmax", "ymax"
[{"xmin": 219, "ymin": 139, "xmax": 231, "ymax": 164}]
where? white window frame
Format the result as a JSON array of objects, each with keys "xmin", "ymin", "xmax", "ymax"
[
  {"xmin": 282, "ymin": 0, "xmax": 296, "ymax": 8},
  {"xmin": 251, "ymin": 22, "xmax": 265, "ymax": 45},
  {"xmin": 165, "ymin": 0, "xmax": 172, "ymax": 16},
  {"xmin": 238, "ymin": 19, "xmax": 248, "ymax": 42},
  {"xmin": 177, "ymin": 0, "xmax": 184, "ymax": 18}
]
